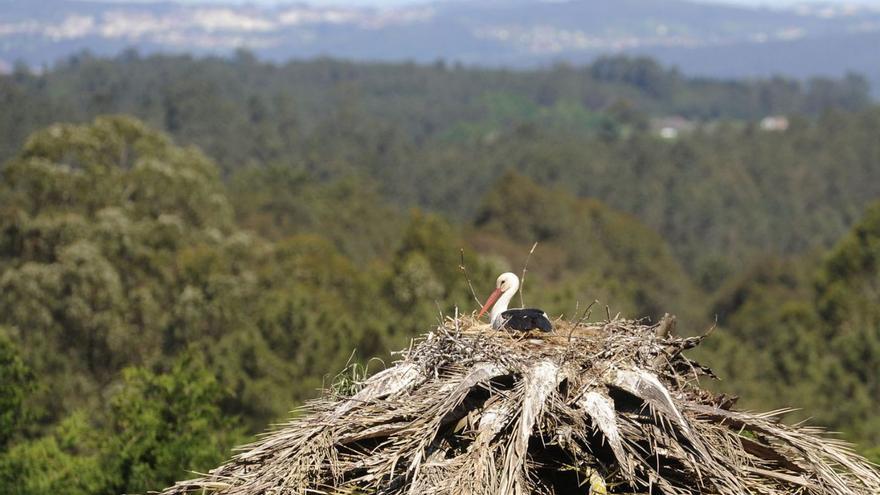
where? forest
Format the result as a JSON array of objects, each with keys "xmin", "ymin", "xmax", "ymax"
[{"xmin": 0, "ymin": 52, "xmax": 879, "ymax": 494}]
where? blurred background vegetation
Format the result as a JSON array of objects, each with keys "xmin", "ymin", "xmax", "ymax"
[{"xmin": 1, "ymin": 52, "xmax": 879, "ymax": 493}]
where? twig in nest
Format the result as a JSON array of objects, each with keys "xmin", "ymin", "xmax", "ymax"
[
  {"xmin": 704, "ymin": 315, "xmax": 719, "ymax": 336},
  {"xmin": 434, "ymin": 300, "xmax": 445, "ymax": 326},
  {"xmin": 159, "ymin": 318, "xmax": 880, "ymax": 495},
  {"xmin": 519, "ymin": 242, "xmax": 538, "ymax": 308},
  {"xmin": 459, "ymin": 248, "xmax": 482, "ymax": 309},
  {"xmin": 570, "ymin": 300, "xmax": 599, "ymax": 343},
  {"xmin": 655, "ymin": 313, "xmax": 677, "ymax": 338}
]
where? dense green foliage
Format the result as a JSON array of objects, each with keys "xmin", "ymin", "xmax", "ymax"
[
  {"xmin": 0, "ymin": 54, "xmax": 879, "ymax": 493},
  {"xmin": 0, "ymin": 52, "xmax": 869, "ymax": 163},
  {"xmin": 1, "ymin": 53, "xmax": 877, "ymax": 281},
  {"xmin": 0, "ymin": 355, "xmax": 239, "ymax": 495},
  {"xmin": 701, "ymin": 201, "xmax": 880, "ymax": 447},
  {"xmin": 0, "ymin": 117, "xmax": 497, "ymax": 493},
  {"xmin": 0, "ymin": 335, "xmax": 33, "ymax": 450}
]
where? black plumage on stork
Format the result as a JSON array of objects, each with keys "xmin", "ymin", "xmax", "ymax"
[{"xmin": 478, "ymin": 272, "xmax": 552, "ymax": 332}]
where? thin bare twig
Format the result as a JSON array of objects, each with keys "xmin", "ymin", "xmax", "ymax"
[
  {"xmin": 569, "ymin": 299, "xmax": 599, "ymax": 344},
  {"xmin": 434, "ymin": 301, "xmax": 445, "ymax": 327},
  {"xmin": 459, "ymin": 248, "xmax": 482, "ymax": 309},
  {"xmin": 519, "ymin": 242, "xmax": 538, "ymax": 308},
  {"xmin": 575, "ymin": 300, "xmax": 600, "ymax": 328}
]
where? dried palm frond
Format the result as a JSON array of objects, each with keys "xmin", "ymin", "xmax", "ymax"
[{"xmin": 160, "ymin": 316, "xmax": 880, "ymax": 495}]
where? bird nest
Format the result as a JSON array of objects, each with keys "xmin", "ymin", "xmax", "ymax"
[{"xmin": 160, "ymin": 316, "xmax": 880, "ymax": 495}]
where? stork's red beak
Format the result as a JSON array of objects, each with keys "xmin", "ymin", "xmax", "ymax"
[{"xmin": 478, "ymin": 288, "xmax": 503, "ymax": 318}]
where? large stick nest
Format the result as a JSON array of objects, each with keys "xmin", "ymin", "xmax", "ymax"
[{"xmin": 161, "ymin": 316, "xmax": 880, "ymax": 494}]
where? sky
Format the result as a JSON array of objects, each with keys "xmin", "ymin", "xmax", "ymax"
[
  {"xmin": 714, "ymin": 0, "xmax": 880, "ymax": 4},
  {"xmin": 89, "ymin": 0, "xmax": 880, "ymax": 5}
]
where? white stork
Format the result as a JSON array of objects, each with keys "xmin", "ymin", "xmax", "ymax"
[{"xmin": 478, "ymin": 272, "xmax": 552, "ymax": 332}]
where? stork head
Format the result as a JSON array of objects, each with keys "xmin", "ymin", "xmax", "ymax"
[
  {"xmin": 478, "ymin": 272, "xmax": 520, "ymax": 318},
  {"xmin": 495, "ymin": 272, "xmax": 520, "ymax": 293}
]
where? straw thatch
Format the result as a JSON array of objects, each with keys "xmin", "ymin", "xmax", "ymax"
[{"xmin": 160, "ymin": 315, "xmax": 880, "ymax": 494}]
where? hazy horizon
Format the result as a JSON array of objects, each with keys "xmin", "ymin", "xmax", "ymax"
[
  {"xmin": 6, "ymin": 0, "xmax": 878, "ymax": 88},
  {"xmin": 66, "ymin": 0, "xmax": 880, "ymax": 7}
]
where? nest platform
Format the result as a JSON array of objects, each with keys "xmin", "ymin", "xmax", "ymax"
[{"xmin": 160, "ymin": 317, "xmax": 880, "ymax": 495}]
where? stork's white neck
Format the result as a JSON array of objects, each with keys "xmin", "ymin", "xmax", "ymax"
[{"xmin": 490, "ymin": 285, "xmax": 518, "ymax": 326}]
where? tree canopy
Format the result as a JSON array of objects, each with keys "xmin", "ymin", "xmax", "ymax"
[{"xmin": 0, "ymin": 54, "xmax": 879, "ymax": 492}]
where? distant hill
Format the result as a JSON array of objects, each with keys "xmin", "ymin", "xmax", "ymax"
[{"xmin": 1, "ymin": 0, "xmax": 879, "ymax": 89}]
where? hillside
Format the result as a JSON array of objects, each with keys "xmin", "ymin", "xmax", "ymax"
[
  {"xmin": 1, "ymin": 114, "xmax": 879, "ymax": 493},
  {"xmin": 1, "ymin": 57, "xmax": 880, "ymax": 493},
  {"xmin": 0, "ymin": 117, "xmax": 714, "ymax": 493},
  {"xmin": 700, "ymin": 200, "xmax": 880, "ymax": 448},
  {"xmin": 2, "ymin": 0, "xmax": 880, "ymax": 88},
  {"xmin": 0, "ymin": 54, "xmax": 876, "ymax": 282}
]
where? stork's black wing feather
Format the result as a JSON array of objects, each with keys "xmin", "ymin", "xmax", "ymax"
[{"xmin": 500, "ymin": 308, "xmax": 553, "ymax": 332}]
